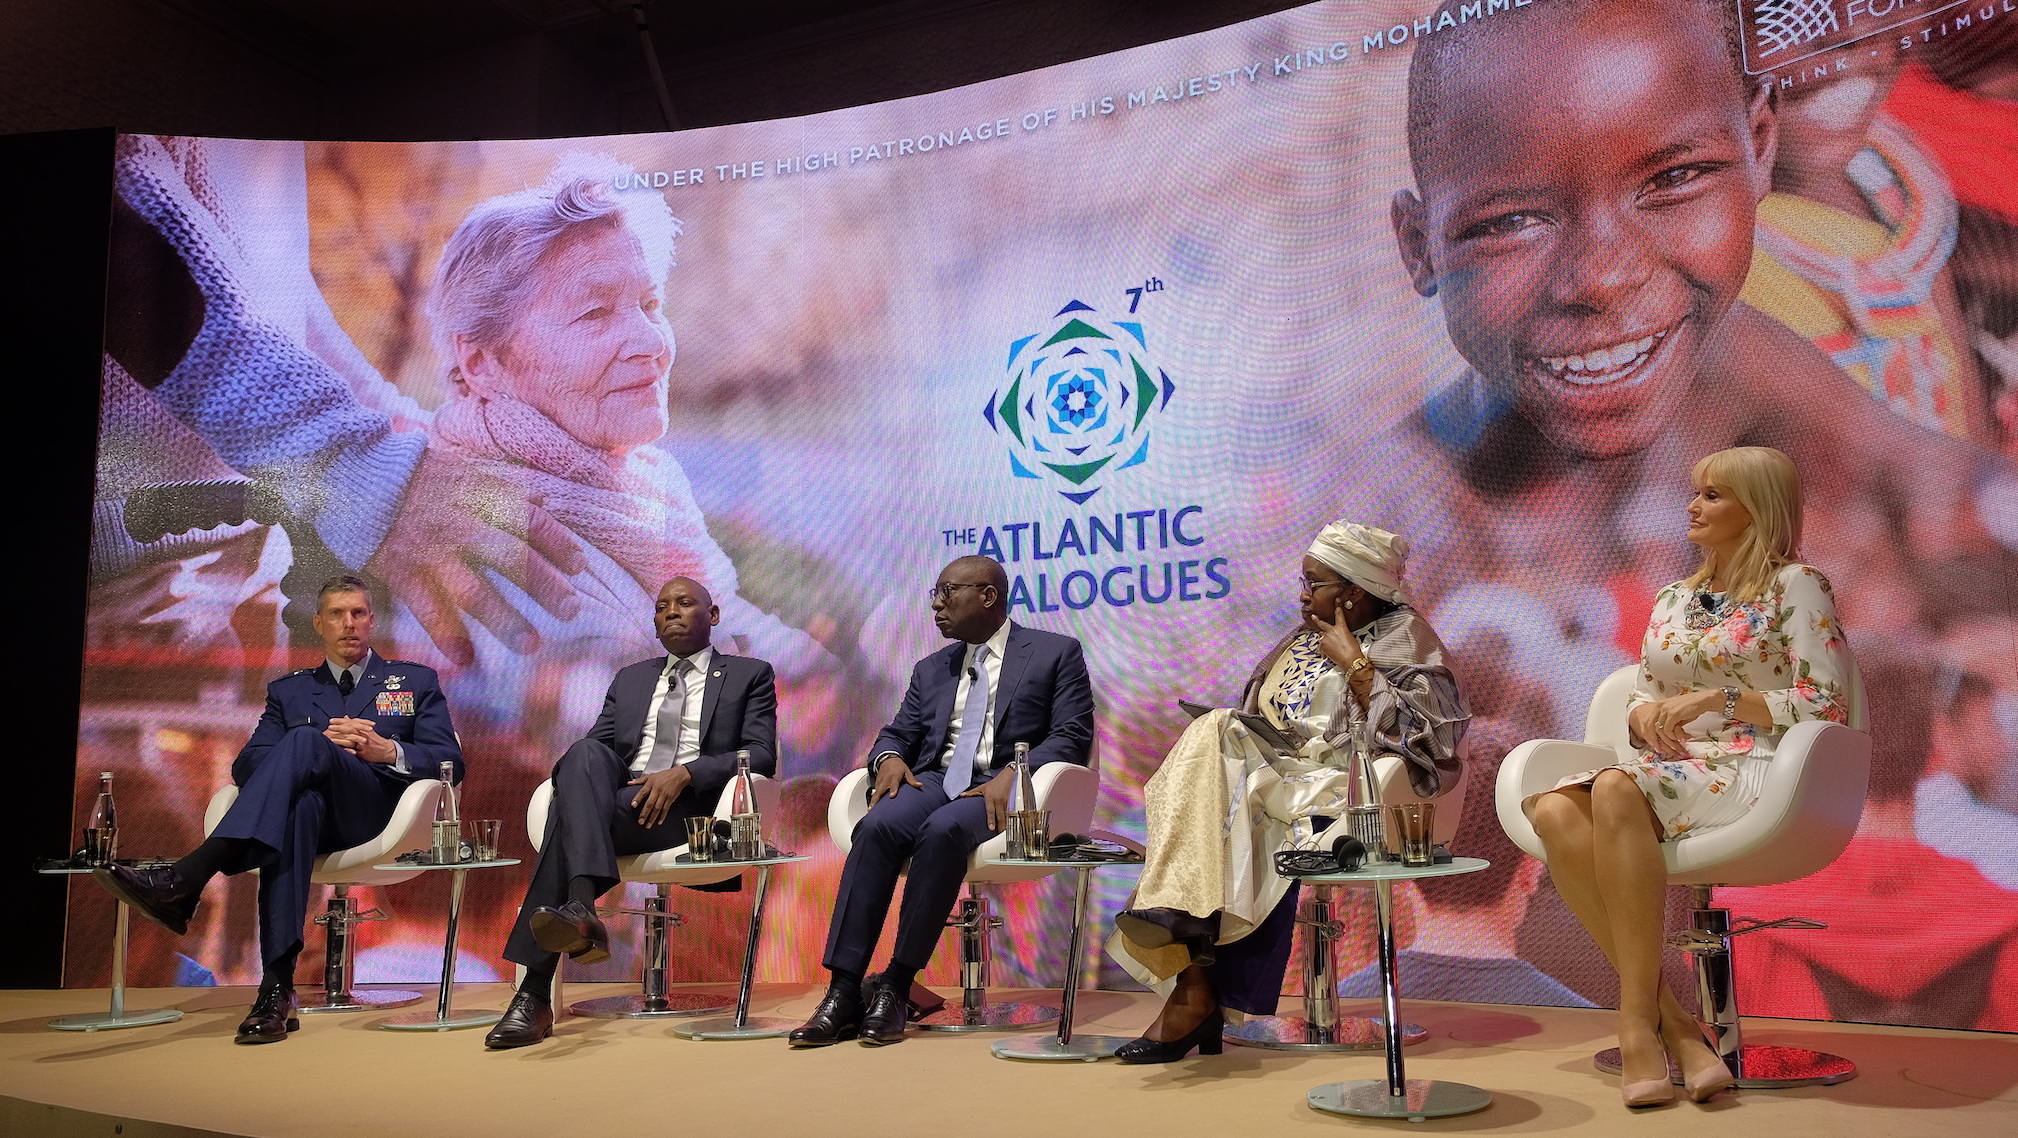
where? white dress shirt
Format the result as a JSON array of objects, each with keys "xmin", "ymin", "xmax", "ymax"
[{"xmin": 631, "ymin": 647, "xmax": 714, "ymax": 774}]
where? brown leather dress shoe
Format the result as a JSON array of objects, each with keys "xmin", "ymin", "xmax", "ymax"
[
  {"xmin": 483, "ymin": 991, "xmax": 554, "ymax": 1049},
  {"xmin": 95, "ymin": 866, "xmax": 200, "ymax": 937},
  {"xmin": 234, "ymin": 982, "xmax": 299, "ymax": 1044},
  {"xmin": 788, "ymin": 984, "xmax": 864, "ymax": 1048},
  {"xmin": 859, "ymin": 977, "xmax": 908, "ymax": 1046},
  {"xmin": 530, "ymin": 901, "xmax": 611, "ymax": 965}
]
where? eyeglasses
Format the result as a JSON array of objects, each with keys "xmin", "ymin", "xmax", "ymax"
[
  {"xmin": 1297, "ymin": 576, "xmax": 1348, "ymax": 595},
  {"xmin": 929, "ymin": 582, "xmax": 991, "ymax": 602}
]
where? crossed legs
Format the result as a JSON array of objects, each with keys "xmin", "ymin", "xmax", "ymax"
[{"xmin": 1530, "ymin": 773, "xmax": 1730, "ymax": 1103}]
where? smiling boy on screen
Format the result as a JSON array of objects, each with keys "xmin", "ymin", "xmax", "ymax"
[{"xmin": 1332, "ymin": 0, "xmax": 2008, "ymax": 644}]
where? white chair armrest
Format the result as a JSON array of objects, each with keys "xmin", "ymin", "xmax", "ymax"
[
  {"xmin": 527, "ymin": 780, "xmax": 555, "ymax": 853},
  {"xmin": 828, "ymin": 768, "xmax": 873, "ymax": 854},
  {"xmin": 1665, "ymin": 719, "xmax": 1869, "ymax": 885},
  {"xmin": 623, "ymin": 773, "xmax": 782, "ymax": 884},
  {"xmin": 202, "ymin": 785, "xmax": 237, "ymax": 837},
  {"xmin": 1582, "ymin": 665, "xmax": 1642, "ymax": 757},
  {"xmin": 968, "ymin": 762, "xmax": 1099, "ymax": 883},
  {"xmin": 1495, "ymin": 738, "xmax": 1615, "ymax": 861},
  {"xmin": 313, "ymin": 778, "xmax": 443, "ymax": 884}
]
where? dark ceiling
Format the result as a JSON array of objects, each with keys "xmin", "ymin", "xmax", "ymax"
[{"xmin": 5, "ymin": 0, "xmax": 1310, "ymax": 138}]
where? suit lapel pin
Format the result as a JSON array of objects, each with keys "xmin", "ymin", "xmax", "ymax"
[
  {"xmin": 712, "ymin": 669, "xmax": 722, "ymax": 678},
  {"xmin": 385, "ymin": 675, "xmax": 404, "ymax": 690}
]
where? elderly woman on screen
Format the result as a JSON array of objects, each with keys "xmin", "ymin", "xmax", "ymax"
[
  {"xmin": 1525, "ymin": 446, "xmax": 1852, "ymax": 1108},
  {"xmin": 423, "ymin": 156, "xmax": 824, "ymax": 688},
  {"xmin": 1107, "ymin": 520, "xmax": 1469, "ymax": 1063}
]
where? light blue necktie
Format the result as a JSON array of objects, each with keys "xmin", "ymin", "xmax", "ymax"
[
  {"xmin": 943, "ymin": 645, "xmax": 992, "ymax": 799},
  {"xmin": 643, "ymin": 659, "xmax": 692, "ymax": 775}
]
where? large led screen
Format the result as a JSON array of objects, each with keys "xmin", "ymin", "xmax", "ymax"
[{"xmin": 75, "ymin": 0, "xmax": 2018, "ymax": 1031}]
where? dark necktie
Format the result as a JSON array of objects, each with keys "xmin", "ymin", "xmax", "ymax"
[
  {"xmin": 943, "ymin": 645, "xmax": 992, "ymax": 799},
  {"xmin": 337, "ymin": 669, "xmax": 355, "ymax": 698},
  {"xmin": 643, "ymin": 659, "xmax": 693, "ymax": 775}
]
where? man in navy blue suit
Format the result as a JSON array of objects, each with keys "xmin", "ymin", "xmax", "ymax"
[
  {"xmin": 98, "ymin": 574, "xmax": 460, "ymax": 1044},
  {"xmin": 789, "ymin": 554, "xmax": 1095, "ymax": 1048},
  {"xmin": 483, "ymin": 575, "xmax": 778, "ymax": 1049}
]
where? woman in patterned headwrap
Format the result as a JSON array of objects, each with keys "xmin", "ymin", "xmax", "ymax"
[{"xmin": 1106, "ymin": 521, "xmax": 1469, "ymax": 1062}]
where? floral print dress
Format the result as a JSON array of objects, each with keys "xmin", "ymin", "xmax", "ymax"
[{"xmin": 1545, "ymin": 564, "xmax": 1853, "ymax": 840}]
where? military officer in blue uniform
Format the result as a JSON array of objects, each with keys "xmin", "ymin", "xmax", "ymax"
[{"xmin": 99, "ymin": 574, "xmax": 462, "ymax": 1043}]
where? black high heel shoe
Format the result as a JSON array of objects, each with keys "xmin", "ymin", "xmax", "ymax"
[{"xmin": 1114, "ymin": 1008, "xmax": 1224, "ymax": 1064}]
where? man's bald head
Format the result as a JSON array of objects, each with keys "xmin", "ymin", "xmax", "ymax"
[
  {"xmin": 932, "ymin": 555, "xmax": 1010, "ymax": 644},
  {"xmin": 654, "ymin": 576, "xmax": 720, "ymax": 656}
]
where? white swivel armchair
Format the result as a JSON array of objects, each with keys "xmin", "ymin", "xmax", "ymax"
[
  {"xmin": 827, "ymin": 760, "xmax": 1099, "ymax": 1030},
  {"xmin": 202, "ymin": 779, "xmax": 442, "ymax": 1012},
  {"xmin": 1495, "ymin": 663, "xmax": 1870, "ymax": 1087},
  {"xmin": 524, "ymin": 774, "xmax": 780, "ymax": 1019}
]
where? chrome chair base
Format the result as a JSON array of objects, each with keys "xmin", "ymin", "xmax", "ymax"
[{"xmin": 1593, "ymin": 1043, "xmax": 1856, "ymax": 1088}]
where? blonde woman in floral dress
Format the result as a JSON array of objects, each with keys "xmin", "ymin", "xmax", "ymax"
[{"xmin": 1526, "ymin": 446, "xmax": 1852, "ymax": 1109}]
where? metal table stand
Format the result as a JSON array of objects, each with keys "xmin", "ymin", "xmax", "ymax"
[
  {"xmin": 46, "ymin": 865, "xmax": 183, "ymax": 1031},
  {"xmin": 373, "ymin": 858, "xmax": 519, "ymax": 1031},
  {"xmin": 992, "ymin": 855, "xmax": 1144, "ymax": 1061},
  {"xmin": 1305, "ymin": 858, "xmax": 1494, "ymax": 1122},
  {"xmin": 674, "ymin": 854, "xmax": 811, "ymax": 1040}
]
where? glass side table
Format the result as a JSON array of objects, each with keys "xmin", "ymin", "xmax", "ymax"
[
  {"xmin": 1301, "ymin": 857, "xmax": 1495, "ymax": 1123},
  {"xmin": 42, "ymin": 864, "xmax": 184, "ymax": 1031},
  {"xmin": 988, "ymin": 854, "xmax": 1145, "ymax": 1062},
  {"xmin": 672, "ymin": 853, "xmax": 811, "ymax": 1041},
  {"xmin": 370, "ymin": 858, "xmax": 519, "ymax": 1031}
]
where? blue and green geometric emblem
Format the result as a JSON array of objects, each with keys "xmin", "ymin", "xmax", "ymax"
[{"xmin": 984, "ymin": 299, "xmax": 1177, "ymax": 504}]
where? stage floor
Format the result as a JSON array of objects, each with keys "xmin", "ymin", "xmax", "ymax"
[{"xmin": 2, "ymin": 983, "xmax": 2013, "ymax": 1137}]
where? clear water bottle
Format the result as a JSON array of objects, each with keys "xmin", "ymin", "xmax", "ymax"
[
  {"xmin": 1008, "ymin": 742, "xmax": 1034, "ymax": 813},
  {"xmin": 431, "ymin": 761, "xmax": 460, "ymax": 863},
  {"xmin": 1005, "ymin": 742, "xmax": 1040, "ymax": 858},
  {"xmin": 83, "ymin": 772, "xmax": 117, "ymax": 866},
  {"xmin": 729, "ymin": 749, "xmax": 762, "ymax": 859}
]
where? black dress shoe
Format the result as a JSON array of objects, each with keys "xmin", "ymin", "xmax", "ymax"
[
  {"xmin": 859, "ymin": 977, "xmax": 908, "ymax": 1046},
  {"xmin": 1115, "ymin": 907, "xmax": 1219, "ymax": 951},
  {"xmin": 484, "ymin": 991, "xmax": 554, "ymax": 1050},
  {"xmin": 1114, "ymin": 1008, "xmax": 1224, "ymax": 1064},
  {"xmin": 788, "ymin": 984, "xmax": 864, "ymax": 1048},
  {"xmin": 234, "ymin": 982, "xmax": 299, "ymax": 1044},
  {"xmin": 94, "ymin": 866, "xmax": 200, "ymax": 937},
  {"xmin": 530, "ymin": 901, "xmax": 610, "ymax": 966}
]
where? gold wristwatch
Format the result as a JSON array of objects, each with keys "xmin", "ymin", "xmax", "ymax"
[{"xmin": 1346, "ymin": 656, "xmax": 1374, "ymax": 679}]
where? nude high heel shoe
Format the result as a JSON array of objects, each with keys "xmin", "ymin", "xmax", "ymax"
[
  {"xmin": 1682, "ymin": 1055, "xmax": 1738, "ymax": 1102},
  {"xmin": 1618, "ymin": 1031, "xmax": 1677, "ymax": 1108},
  {"xmin": 1622, "ymin": 1076, "xmax": 1677, "ymax": 1108}
]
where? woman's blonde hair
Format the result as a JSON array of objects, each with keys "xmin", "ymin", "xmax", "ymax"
[{"xmin": 1684, "ymin": 446, "xmax": 1802, "ymax": 602}]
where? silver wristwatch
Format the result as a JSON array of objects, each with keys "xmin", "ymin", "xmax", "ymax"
[{"xmin": 1722, "ymin": 686, "xmax": 1740, "ymax": 721}]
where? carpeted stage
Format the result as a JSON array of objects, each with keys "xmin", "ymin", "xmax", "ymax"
[{"xmin": 1, "ymin": 983, "xmax": 2012, "ymax": 1137}]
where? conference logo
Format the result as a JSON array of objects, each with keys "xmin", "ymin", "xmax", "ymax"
[
  {"xmin": 983, "ymin": 298, "xmax": 1177, "ymax": 504},
  {"xmin": 945, "ymin": 295, "xmax": 1227, "ymax": 614},
  {"xmin": 1738, "ymin": 0, "xmax": 1974, "ymax": 73}
]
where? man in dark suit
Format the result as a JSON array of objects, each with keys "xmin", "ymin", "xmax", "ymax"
[
  {"xmin": 98, "ymin": 574, "xmax": 461, "ymax": 1043},
  {"xmin": 790, "ymin": 554, "xmax": 1094, "ymax": 1048},
  {"xmin": 484, "ymin": 575, "xmax": 778, "ymax": 1048}
]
